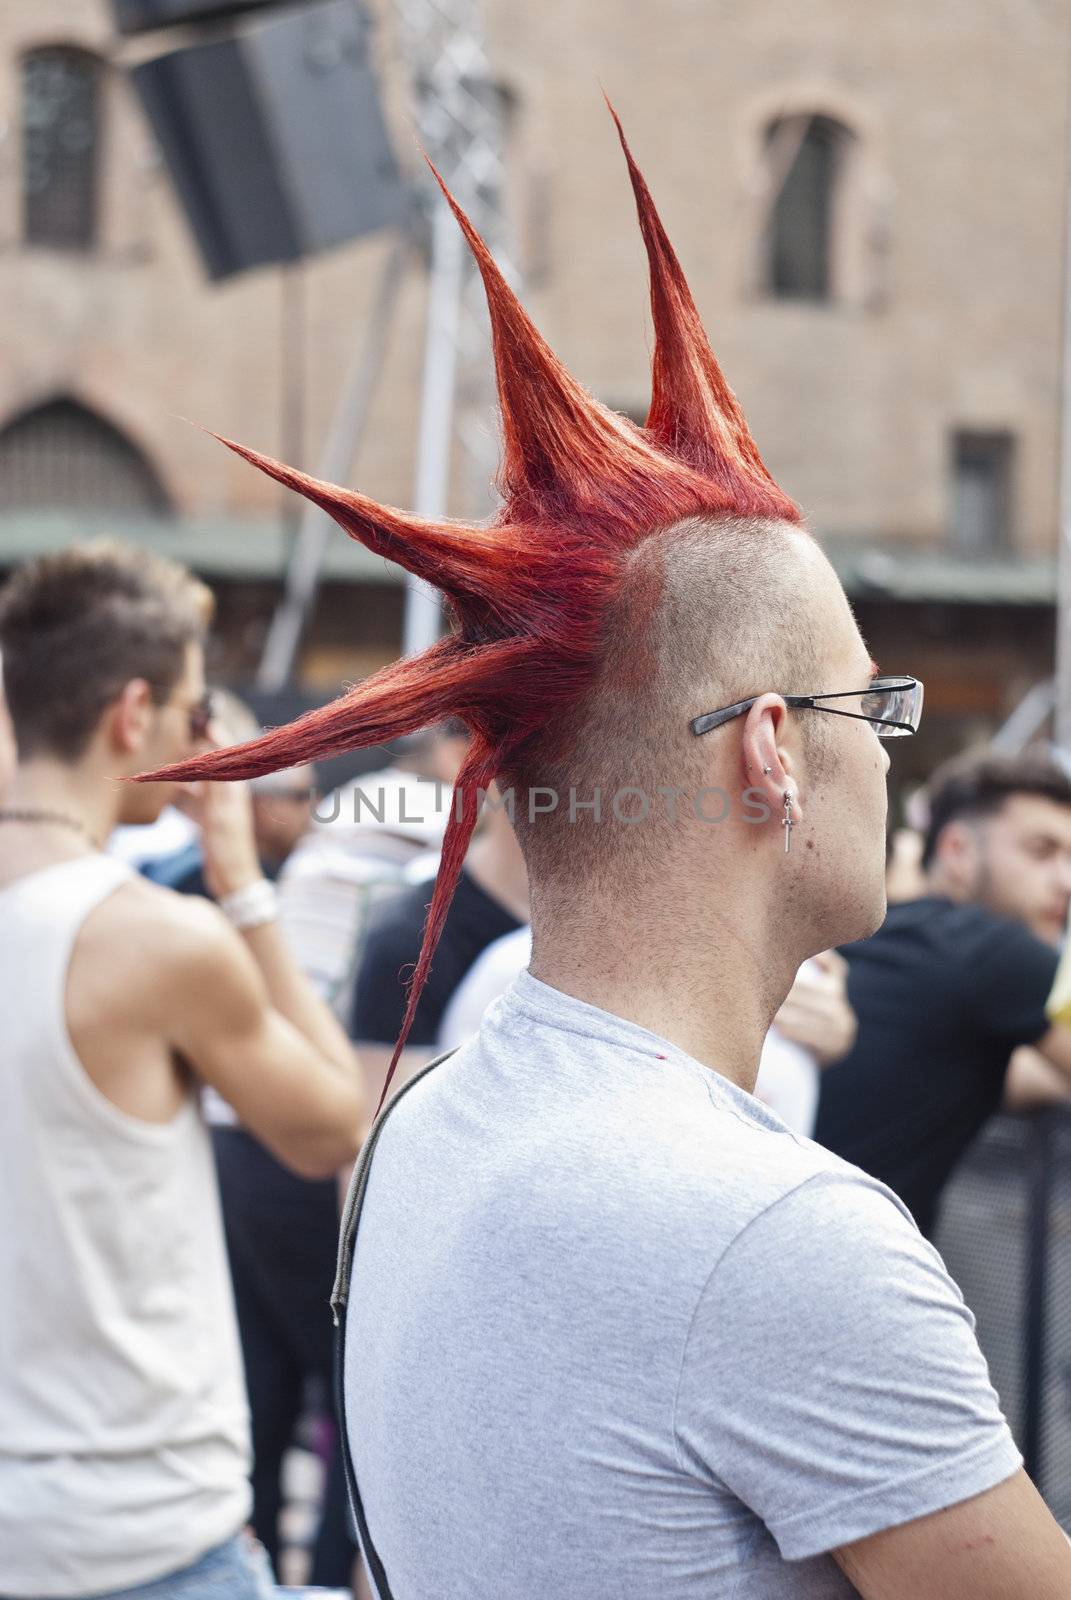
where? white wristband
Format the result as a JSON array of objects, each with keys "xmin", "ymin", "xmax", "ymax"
[{"xmin": 218, "ymin": 878, "xmax": 278, "ymax": 931}]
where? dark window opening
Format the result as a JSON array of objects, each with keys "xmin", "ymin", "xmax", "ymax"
[
  {"xmin": 22, "ymin": 47, "xmax": 100, "ymax": 251},
  {"xmin": 765, "ymin": 115, "xmax": 851, "ymax": 302},
  {"xmin": 0, "ymin": 399, "xmax": 170, "ymax": 514},
  {"xmin": 951, "ymin": 431, "xmax": 1015, "ymax": 555}
]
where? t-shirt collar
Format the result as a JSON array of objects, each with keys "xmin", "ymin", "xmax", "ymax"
[{"xmin": 503, "ymin": 968, "xmax": 796, "ymax": 1137}]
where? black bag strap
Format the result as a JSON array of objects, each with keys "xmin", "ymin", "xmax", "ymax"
[{"xmin": 330, "ymin": 1050, "xmax": 458, "ymax": 1600}]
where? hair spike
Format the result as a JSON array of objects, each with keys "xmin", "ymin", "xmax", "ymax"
[
  {"xmin": 605, "ymin": 98, "xmax": 798, "ymax": 516},
  {"xmin": 144, "ymin": 634, "xmax": 545, "ymax": 786},
  {"xmin": 424, "ymin": 151, "xmax": 683, "ymax": 516},
  {"xmin": 135, "ymin": 105, "xmax": 802, "ymax": 1104},
  {"xmin": 206, "ymin": 432, "xmax": 541, "ymax": 605}
]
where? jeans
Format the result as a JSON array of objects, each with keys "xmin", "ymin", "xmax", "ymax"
[{"xmin": 74, "ymin": 1536, "xmax": 275, "ymax": 1600}]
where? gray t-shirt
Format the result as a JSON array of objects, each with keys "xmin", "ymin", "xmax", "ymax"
[{"xmin": 344, "ymin": 971, "xmax": 1021, "ymax": 1598}]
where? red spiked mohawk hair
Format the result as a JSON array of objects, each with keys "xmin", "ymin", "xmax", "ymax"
[{"xmin": 138, "ymin": 105, "xmax": 800, "ymax": 1101}]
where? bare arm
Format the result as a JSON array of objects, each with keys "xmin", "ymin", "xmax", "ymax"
[
  {"xmin": 1003, "ymin": 1046, "xmax": 1071, "ymax": 1111},
  {"xmin": 356, "ymin": 1041, "xmax": 437, "ymax": 1109},
  {"xmin": 160, "ymin": 773, "xmax": 365, "ymax": 1171},
  {"xmin": 1031, "ymin": 1023, "xmax": 1071, "ymax": 1083},
  {"xmin": 240, "ymin": 917, "xmax": 355, "ymax": 1071},
  {"xmin": 198, "ymin": 770, "xmax": 354, "ymax": 1071},
  {"xmin": 166, "ymin": 897, "xmax": 366, "ymax": 1177},
  {"xmin": 772, "ymin": 949, "xmax": 857, "ymax": 1065},
  {"xmin": 834, "ymin": 1469, "xmax": 1071, "ymax": 1599},
  {"xmin": 1036, "ymin": 935, "xmax": 1071, "ymax": 1081}
]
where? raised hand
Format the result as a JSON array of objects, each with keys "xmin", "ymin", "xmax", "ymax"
[{"xmin": 773, "ymin": 949, "xmax": 857, "ymax": 1066}]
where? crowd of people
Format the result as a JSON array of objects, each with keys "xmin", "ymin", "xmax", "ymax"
[
  {"xmin": 6, "ymin": 109, "xmax": 1071, "ymax": 1600},
  {"xmin": 3, "ymin": 535, "xmax": 1071, "ymax": 1597}
]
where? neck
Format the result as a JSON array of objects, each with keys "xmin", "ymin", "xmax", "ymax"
[
  {"xmin": 925, "ymin": 867, "xmax": 963, "ymax": 902},
  {"xmin": 466, "ymin": 818, "xmax": 531, "ymax": 921},
  {"xmin": 3, "ymin": 757, "xmax": 120, "ymax": 856},
  {"xmin": 528, "ymin": 861, "xmax": 802, "ymax": 1094}
]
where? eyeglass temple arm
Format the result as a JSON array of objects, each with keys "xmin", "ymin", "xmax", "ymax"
[{"xmin": 690, "ymin": 695, "xmax": 819, "ymax": 738}]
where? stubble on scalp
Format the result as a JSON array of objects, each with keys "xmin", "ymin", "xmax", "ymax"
[{"xmin": 507, "ymin": 514, "xmax": 842, "ymax": 895}]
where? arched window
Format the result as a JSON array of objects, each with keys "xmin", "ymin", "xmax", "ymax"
[
  {"xmin": 22, "ymin": 47, "xmax": 101, "ymax": 251},
  {"xmin": 0, "ymin": 400, "xmax": 170, "ymax": 513},
  {"xmin": 763, "ymin": 114, "xmax": 855, "ymax": 301}
]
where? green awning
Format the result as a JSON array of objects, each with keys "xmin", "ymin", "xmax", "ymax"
[
  {"xmin": 0, "ymin": 513, "xmax": 1058, "ymax": 605},
  {"xmin": 0, "ymin": 510, "xmax": 406, "ymax": 584},
  {"xmin": 827, "ymin": 546, "xmax": 1056, "ymax": 606}
]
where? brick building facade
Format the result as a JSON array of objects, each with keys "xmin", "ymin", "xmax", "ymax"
[{"xmin": 0, "ymin": 0, "xmax": 1067, "ymax": 782}]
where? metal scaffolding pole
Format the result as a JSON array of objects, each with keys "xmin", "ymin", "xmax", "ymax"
[
  {"xmin": 1059, "ymin": 284, "xmax": 1071, "ymax": 747},
  {"xmin": 256, "ymin": 232, "xmax": 411, "ymax": 691},
  {"xmin": 390, "ymin": 0, "xmax": 518, "ymax": 655},
  {"xmin": 255, "ymin": 0, "xmax": 515, "ymax": 681},
  {"xmin": 1055, "ymin": 27, "xmax": 1071, "ymax": 748}
]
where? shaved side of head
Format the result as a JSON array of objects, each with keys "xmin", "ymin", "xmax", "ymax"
[{"xmin": 507, "ymin": 516, "xmax": 849, "ymax": 894}]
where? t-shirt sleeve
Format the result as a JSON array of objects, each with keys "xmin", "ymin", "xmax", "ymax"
[
  {"xmin": 674, "ymin": 1173, "xmax": 1022, "ymax": 1561},
  {"xmin": 957, "ymin": 915, "xmax": 1058, "ymax": 1052}
]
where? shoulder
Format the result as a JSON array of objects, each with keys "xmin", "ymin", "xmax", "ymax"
[
  {"xmin": 437, "ymin": 927, "xmax": 533, "ymax": 1047},
  {"xmin": 929, "ymin": 903, "xmax": 1057, "ymax": 998},
  {"xmin": 687, "ymin": 1162, "xmax": 976, "ymax": 1377},
  {"xmin": 725, "ymin": 1165, "xmax": 921, "ymax": 1268},
  {"xmin": 359, "ymin": 870, "xmax": 496, "ymax": 967},
  {"xmin": 848, "ymin": 896, "xmax": 1051, "ymax": 982},
  {"xmin": 590, "ymin": 1069, "xmax": 914, "ymax": 1268},
  {"xmin": 676, "ymin": 1163, "xmax": 1020, "ymax": 1561},
  {"xmin": 359, "ymin": 877, "xmax": 436, "ymax": 966},
  {"xmin": 702, "ymin": 1115, "xmax": 902, "ymax": 1238},
  {"xmin": 458, "ymin": 925, "xmax": 532, "ymax": 997},
  {"xmin": 941, "ymin": 899, "xmax": 1039, "ymax": 948},
  {"xmin": 364, "ymin": 875, "xmax": 436, "ymax": 932},
  {"xmin": 66, "ymin": 873, "xmax": 257, "ymax": 1042},
  {"xmin": 884, "ymin": 896, "xmax": 1035, "ymax": 952},
  {"xmin": 697, "ymin": 1161, "xmax": 982, "ymax": 1356},
  {"xmin": 83, "ymin": 872, "xmax": 245, "ymax": 982}
]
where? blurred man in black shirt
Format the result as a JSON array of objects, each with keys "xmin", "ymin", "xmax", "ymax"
[
  {"xmin": 351, "ymin": 784, "xmax": 530, "ymax": 1103},
  {"xmin": 815, "ymin": 748, "xmax": 1071, "ymax": 1236}
]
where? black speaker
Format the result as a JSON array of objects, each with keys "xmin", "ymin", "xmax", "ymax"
[
  {"xmin": 113, "ymin": 0, "xmax": 306, "ymax": 36},
  {"xmin": 129, "ymin": 0, "xmax": 409, "ymax": 279}
]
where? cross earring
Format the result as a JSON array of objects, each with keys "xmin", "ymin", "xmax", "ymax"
[{"xmin": 782, "ymin": 791, "xmax": 794, "ymax": 854}]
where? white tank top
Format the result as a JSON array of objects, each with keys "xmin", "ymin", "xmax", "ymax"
[{"xmin": 0, "ymin": 856, "xmax": 251, "ymax": 1596}]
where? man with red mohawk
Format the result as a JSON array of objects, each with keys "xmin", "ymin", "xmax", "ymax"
[{"xmin": 145, "ymin": 110, "xmax": 1071, "ymax": 1597}]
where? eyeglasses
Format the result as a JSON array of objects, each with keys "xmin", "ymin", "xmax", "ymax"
[{"xmin": 690, "ymin": 676, "xmax": 924, "ymax": 740}]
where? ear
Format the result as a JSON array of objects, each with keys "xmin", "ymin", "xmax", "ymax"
[
  {"xmin": 740, "ymin": 693, "xmax": 801, "ymax": 826},
  {"xmin": 933, "ymin": 818, "xmax": 979, "ymax": 884},
  {"xmin": 109, "ymin": 679, "xmax": 156, "ymax": 756}
]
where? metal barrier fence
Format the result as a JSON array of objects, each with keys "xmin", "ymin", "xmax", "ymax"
[{"xmin": 935, "ymin": 1108, "xmax": 1071, "ymax": 1527}]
